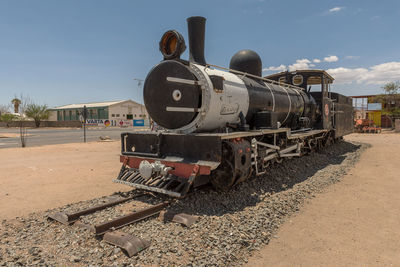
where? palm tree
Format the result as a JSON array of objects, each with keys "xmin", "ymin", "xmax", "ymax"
[{"xmin": 11, "ymin": 98, "xmax": 21, "ymax": 113}]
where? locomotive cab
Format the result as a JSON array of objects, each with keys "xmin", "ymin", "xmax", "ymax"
[
  {"xmin": 265, "ymin": 70, "xmax": 353, "ymax": 136},
  {"xmin": 265, "ymin": 70, "xmax": 334, "ymax": 130}
]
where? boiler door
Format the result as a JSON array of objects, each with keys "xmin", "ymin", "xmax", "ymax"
[{"xmin": 143, "ymin": 60, "xmax": 200, "ymax": 129}]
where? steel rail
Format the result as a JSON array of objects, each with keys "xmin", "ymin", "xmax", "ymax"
[
  {"xmin": 48, "ymin": 194, "xmax": 144, "ymax": 224},
  {"xmin": 93, "ymin": 201, "xmax": 169, "ymax": 235}
]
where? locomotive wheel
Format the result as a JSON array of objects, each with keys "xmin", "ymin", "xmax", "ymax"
[
  {"xmin": 263, "ymin": 160, "xmax": 270, "ymax": 169},
  {"xmin": 234, "ymin": 159, "xmax": 253, "ymax": 185},
  {"xmin": 325, "ymin": 136, "xmax": 334, "ymax": 146},
  {"xmin": 210, "ymin": 159, "xmax": 235, "ymax": 191},
  {"xmin": 309, "ymin": 139, "xmax": 317, "ymax": 153},
  {"xmin": 210, "ymin": 142, "xmax": 236, "ymax": 191},
  {"xmin": 210, "ymin": 140, "xmax": 253, "ymax": 190}
]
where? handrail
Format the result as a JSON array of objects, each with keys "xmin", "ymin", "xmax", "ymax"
[{"xmin": 204, "ymin": 63, "xmax": 305, "ymax": 91}]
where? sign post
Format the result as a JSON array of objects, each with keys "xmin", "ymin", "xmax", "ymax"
[{"xmin": 83, "ymin": 105, "xmax": 87, "ymax": 143}]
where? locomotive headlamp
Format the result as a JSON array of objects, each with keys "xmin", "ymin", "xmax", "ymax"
[{"xmin": 159, "ymin": 30, "xmax": 186, "ymax": 60}]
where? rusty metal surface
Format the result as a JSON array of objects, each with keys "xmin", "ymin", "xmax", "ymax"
[
  {"xmin": 103, "ymin": 231, "xmax": 150, "ymax": 257},
  {"xmin": 93, "ymin": 202, "xmax": 169, "ymax": 235},
  {"xmin": 120, "ymin": 155, "xmax": 212, "ymax": 177},
  {"xmin": 48, "ymin": 212, "xmax": 71, "ymax": 225},
  {"xmin": 114, "ymin": 160, "xmax": 200, "ymax": 198},
  {"xmin": 48, "ymin": 194, "xmax": 142, "ymax": 225},
  {"xmin": 159, "ymin": 211, "xmax": 198, "ymax": 227},
  {"xmin": 113, "ymin": 179, "xmax": 183, "ymax": 198}
]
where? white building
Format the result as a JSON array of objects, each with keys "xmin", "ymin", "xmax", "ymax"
[{"xmin": 48, "ymin": 100, "xmax": 148, "ymax": 124}]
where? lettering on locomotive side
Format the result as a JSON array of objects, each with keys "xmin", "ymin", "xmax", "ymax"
[{"xmin": 220, "ymin": 103, "xmax": 239, "ymax": 115}]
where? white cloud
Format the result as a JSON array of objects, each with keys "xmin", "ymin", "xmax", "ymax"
[
  {"xmin": 263, "ymin": 58, "xmax": 320, "ymax": 73},
  {"xmin": 324, "ymin": 55, "xmax": 339, "ymax": 62},
  {"xmin": 327, "ymin": 67, "xmax": 368, "ymax": 84},
  {"xmin": 327, "ymin": 62, "xmax": 400, "ymax": 85},
  {"xmin": 313, "ymin": 59, "xmax": 321, "ymax": 63},
  {"xmin": 262, "ymin": 64, "xmax": 286, "ymax": 72},
  {"xmin": 329, "ymin": 7, "xmax": 343, "ymax": 13},
  {"xmin": 288, "ymin": 59, "xmax": 313, "ymax": 71}
]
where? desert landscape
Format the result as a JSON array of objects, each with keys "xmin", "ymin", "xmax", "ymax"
[
  {"xmin": 1, "ymin": 2, "xmax": 400, "ymax": 266},
  {"xmin": 1, "ymin": 132, "xmax": 399, "ymax": 266}
]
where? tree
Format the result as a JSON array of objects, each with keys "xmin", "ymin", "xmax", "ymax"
[
  {"xmin": 25, "ymin": 104, "xmax": 50, "ymax": 127},
  {"xmin": 9, "ymin": 94, "xmax": 33, "ymax": 147},
  {"xmin": 382, "ymin": 81, "xmax": 400, "ymax": 95},
  {"xmin": 0, "ymin": 113, "xmax": 18, "ymax": 126},
  {"xmin": 380, "ymin": 81, "xmax": 400, "ymax": 128},
  {"xmin": 0, "ymin": 104, "xmax": 10, "ymax": 117},
  {"xmin": 11, "ymin": 98, "xmax": 21, "ymax": 113}
]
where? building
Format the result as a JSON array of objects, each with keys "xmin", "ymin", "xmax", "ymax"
[
  {"xmin": 48, "ymin": 100, "xmax": 148, "ymax": 123},
  {"xmin": 352, "ymin": 94, "xmax": 400, "ymax": 127}
]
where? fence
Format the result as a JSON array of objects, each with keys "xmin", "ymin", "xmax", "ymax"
[
  {"xmin": 0, "ymin": 120, "xmax": 82, "ymax": 128},
  {"xmin": 0, "ymin": 119, "xmax": 150, "ymax": 128}
]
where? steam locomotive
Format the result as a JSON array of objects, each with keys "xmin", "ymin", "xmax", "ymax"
[{"xmin": 114, "ymin": 17, "xmax": 353, "ymax": 197}]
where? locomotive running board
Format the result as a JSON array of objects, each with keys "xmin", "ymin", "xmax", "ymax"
[{"xmin": 113, "ymin": 164, "xmax": 197, "ymax": 198}]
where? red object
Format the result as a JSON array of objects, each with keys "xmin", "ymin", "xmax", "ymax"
[
  {"xmin": 120, "ymin": 155, "xmax": 211, "ymax": 178},
  {"xmin": 355, "ymin": 118, "xmax": 381, "ymax": 133}
]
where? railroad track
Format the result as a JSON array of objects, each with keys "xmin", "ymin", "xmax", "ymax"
[{"xmin": 47, "ymin": 192, "xmax": 197, "ymax": 257}]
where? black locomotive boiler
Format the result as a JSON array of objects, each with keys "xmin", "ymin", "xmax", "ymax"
[{"xmin": 114, "ymin": 16, "xmax": 353, "ymax": 197}]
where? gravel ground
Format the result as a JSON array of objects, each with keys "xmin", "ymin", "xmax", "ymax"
[{"xmin": 0, "ymin": 140, "xmax": 367, "ymax": 266}]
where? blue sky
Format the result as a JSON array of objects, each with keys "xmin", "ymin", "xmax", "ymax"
[{"xmin": 1, "ymin": 0, "xmax": 399, "ymax": 108}]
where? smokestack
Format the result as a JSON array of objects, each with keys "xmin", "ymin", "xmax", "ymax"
[{"xmin": 187, "ymin": 16, "xmax": 206, "ymax": 65}]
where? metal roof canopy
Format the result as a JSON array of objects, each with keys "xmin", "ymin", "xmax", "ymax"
[
  {"xmin": 350, "ymin": 95, "xmax": 380, "ymax": 98},
  {"xmin": 265, "ymin": 69, "xmax": 334, "ymax": 85},
  {"xmin": 50, "ymin": 100, "xmax": 141, "ymax": 110}
]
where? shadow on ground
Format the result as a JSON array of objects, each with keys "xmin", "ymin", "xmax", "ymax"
[{"xmin": 169, "ymin": 140, "xmax": 362, "ymax": 216}]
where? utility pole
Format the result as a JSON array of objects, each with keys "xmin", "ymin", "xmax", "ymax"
[
  {"xmin": 133, "ymin": 77, "xmax": 146, "ymax": 123},
  {"xmin": 83, "ymin": 105, "xmax": 87, "ymax": 142}
]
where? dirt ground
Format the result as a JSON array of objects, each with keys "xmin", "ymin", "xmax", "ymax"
[
  {"xmin": 1, "ymin": 132, "xmax": 399, "ymax": 265},
  {"xmin": 247, "ymin": 132, "xmax": 400, "ymax": 266},
  {"xmin": 0, "ymin": 141, "xmax": 128, "ymax": 220}
]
